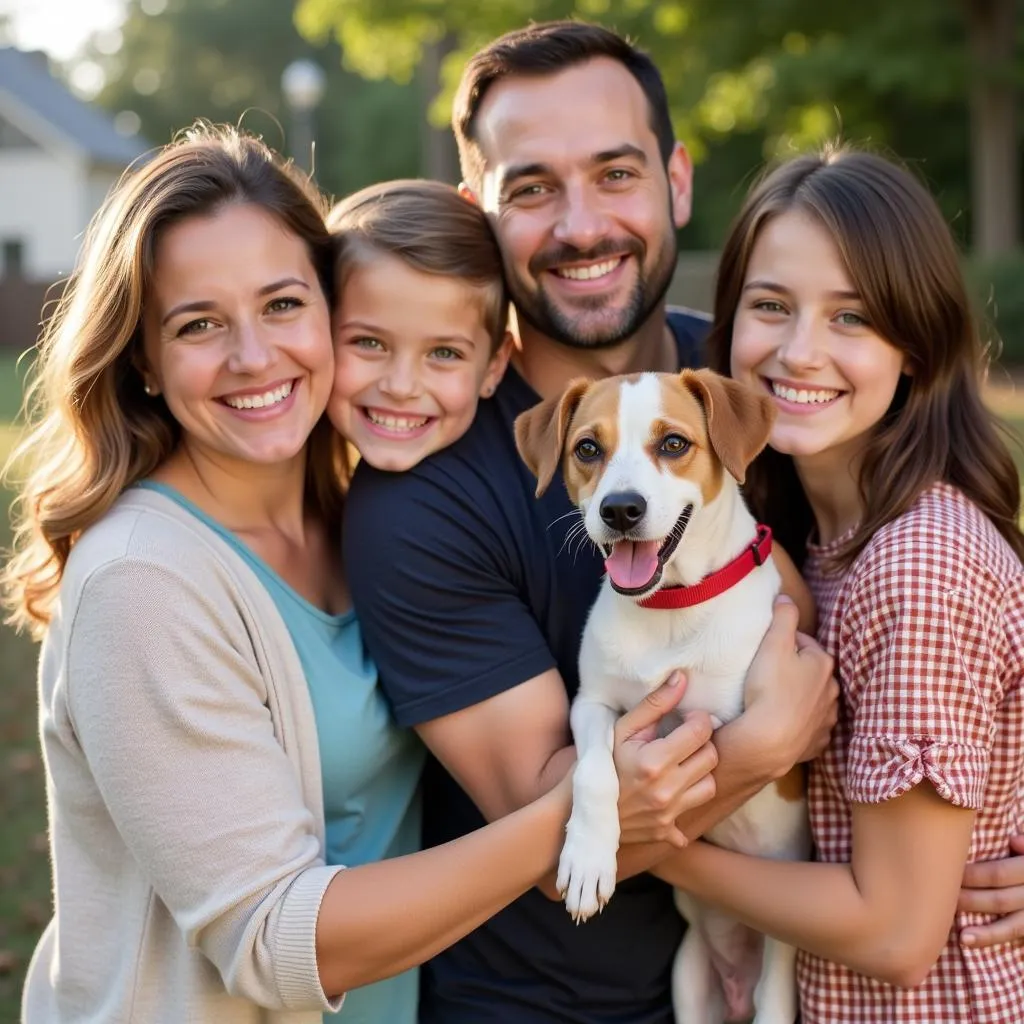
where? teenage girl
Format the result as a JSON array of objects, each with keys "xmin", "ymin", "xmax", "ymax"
[{"xmin": 657, "ymin": 146, "xmax": 1024, "ymax": 1023}]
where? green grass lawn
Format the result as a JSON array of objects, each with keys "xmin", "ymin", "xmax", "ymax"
[
  {"xmin": 0, "ymin": 354, "xmax": 47, "ymax": 1014},
  {"xmin": 0, "ymin": 352, "xmax": 29, "ymax": 425},
  {"xmin": 0, "ymin": 350, "xmax": 1022, "ymax": 1018}
]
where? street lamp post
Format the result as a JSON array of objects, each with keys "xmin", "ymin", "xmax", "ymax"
[{"xmin": 281, "ymin": 59, "xmax": 326, "ymax": 174}]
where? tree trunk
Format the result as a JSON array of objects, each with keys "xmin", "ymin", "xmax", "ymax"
[
  {"xmin": 418, "ymin": 34, "xmax": 460, "ymax": 184},
  {"xmin": 964, "ymin": 0, "xmax": 1020, "ymax": 256}
]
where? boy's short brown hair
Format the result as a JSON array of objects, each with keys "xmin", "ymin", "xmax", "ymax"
[{"xmin": 327, "ymin": 179, "xmax": 509, "ymax": 353}]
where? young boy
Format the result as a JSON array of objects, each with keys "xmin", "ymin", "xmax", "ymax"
[{"xmin": 327, "ymin": 180, "xmax": 513, "ymax": 471}]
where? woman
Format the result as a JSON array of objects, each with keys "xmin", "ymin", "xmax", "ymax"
[
  {"xmin": 657, "ymin": 146, "xmax": 1024, "ymax": 1023},
  {"xmin": 3, "ymin": 124, "xmax": 704, "ymax": 1023}
]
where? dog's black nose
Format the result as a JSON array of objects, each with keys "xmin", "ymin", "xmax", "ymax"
[{"xmin": 599, "ymin": 491, "xmax": 647, "ymax": 532}]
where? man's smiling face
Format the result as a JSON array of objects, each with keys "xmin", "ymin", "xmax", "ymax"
[{"xmin": 472, "ymin": 56, "xmax": 693, "ymax": 350}]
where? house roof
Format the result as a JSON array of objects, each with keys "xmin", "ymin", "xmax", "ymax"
[{"xmin": 0, "ymin": 47, "xmax": 147, "ymax": 165}]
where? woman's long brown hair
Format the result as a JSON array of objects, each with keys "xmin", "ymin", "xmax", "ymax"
[
  {"xmin": 706, "ymin": 145, "xmax": 1024, "ymax": 569},
  {"xmin": 3, "ymin": 123, "xmax": 348, "ymax": 636}
]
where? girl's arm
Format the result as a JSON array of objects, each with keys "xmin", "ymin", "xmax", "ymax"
[
  {"xmin": 657, "ymin": 781, "xmax": 975, "ymax": 988},
  {"xmin": 315, "ymin": 778, "xmax": 569, "ymax": 997}
]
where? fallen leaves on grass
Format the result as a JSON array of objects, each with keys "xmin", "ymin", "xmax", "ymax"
[
  {"xmin": 20, "ymin": 901, "xmax": 46, "ymax": 928},
  {"xmin": 7, "ymin": 750, "xmax": 36, "ymax": 775}
]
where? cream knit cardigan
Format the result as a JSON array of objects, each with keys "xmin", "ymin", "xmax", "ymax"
[{"xmin": 23, "ymin": 488, "xmax": 347, "ymax": 1023}]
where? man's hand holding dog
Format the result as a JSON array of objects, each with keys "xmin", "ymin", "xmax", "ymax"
[
  {"xmin": 605, "ymin": 596, "xmax": 836, "ymax": 861},
  {"xmin": 743, "ymin": 595, "xmax": 838, "ymax": 771},
  {"xmin": 612, "ymin": 596, "xmax": 836, "ymax": 873},
  {"xmin": 613, "ymin": 672, "xmax": 719, "ymax": 848}
]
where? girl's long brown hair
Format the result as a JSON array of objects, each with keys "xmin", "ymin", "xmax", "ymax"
[
  {"xmin": 3, "ymin": 123, "xmax": 347, "ymax": 637},
  {"xmin": 706, "ymin": 145, "xmax": 1024, "ymax": 569}
]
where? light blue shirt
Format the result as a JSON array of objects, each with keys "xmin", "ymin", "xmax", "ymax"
[{"xmin": 138, "ymin": 482, "xmax": 424, "ymax": 1024}]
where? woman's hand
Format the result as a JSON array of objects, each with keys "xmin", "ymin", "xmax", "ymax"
[
  {"xmin": 612, "ymin": 673, "xmax": 718, "ymax": 848},
  {"xmin": 959, "ymin": 835, "xmax": 1024, "ymax": 948}
]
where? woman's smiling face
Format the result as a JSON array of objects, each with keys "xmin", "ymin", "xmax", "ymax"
[
  {"xmin": 141, "ymin": 202, "xmax": 334, "ymax": 472},
  {"xmin": 730, "ymin": 209, "xmax": 909, "ymax": 476}
]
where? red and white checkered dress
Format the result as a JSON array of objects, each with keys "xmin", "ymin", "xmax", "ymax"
[{"xmin": 798, "ymin": 481, "xmax": 1024, "ymax": 1023}]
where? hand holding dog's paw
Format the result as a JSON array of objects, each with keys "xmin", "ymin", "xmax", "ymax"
[{"xmin": 557, "ymin": 826, "xmax": 619, "ymax": 922}]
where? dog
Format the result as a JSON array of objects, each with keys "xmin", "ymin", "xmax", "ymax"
[{"xmin": 515, "ymin": 368, "xmax": 810, "ymax": 1024}]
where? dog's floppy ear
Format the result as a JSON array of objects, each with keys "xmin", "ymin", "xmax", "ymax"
[
  {"xmin": 514, "ymin": 378, "xmax": 591, "ymax": 497},
  {"xmin": 680, "ymin": 369, "xmax": 775, "ymax": 484}
]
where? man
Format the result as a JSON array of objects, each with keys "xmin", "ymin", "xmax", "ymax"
[{"xmin": 344, "ymin": 20, "xmax": 1020, "ymax": 1022}]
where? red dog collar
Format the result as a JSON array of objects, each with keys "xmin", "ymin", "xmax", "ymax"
[{"xmin": 638, "ymin": 525, "xmax": 773, "ymax": 610}]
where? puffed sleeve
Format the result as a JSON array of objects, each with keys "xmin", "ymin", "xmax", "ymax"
[{"xmin": 837, "ymin": 543, "xmax": 1004, "ymax": 810}]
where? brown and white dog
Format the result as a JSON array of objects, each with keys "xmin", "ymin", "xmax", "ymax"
[{"xmin": 515, "ymin": 368, "xmax": 810, "ymax": 1024}]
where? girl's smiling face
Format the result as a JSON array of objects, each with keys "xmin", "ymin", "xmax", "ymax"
[
  {"xmin": 730, "ymin": 209, "xmax": 909, "ymax": 478},
  {"xmin": 328, "ymin": 253, "xmax": 510, "ymax": 472}
]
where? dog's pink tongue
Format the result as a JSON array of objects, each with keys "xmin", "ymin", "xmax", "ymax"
[{"xmin": 604, "ymin": 540, "xmax": 660, "ymax": 591}]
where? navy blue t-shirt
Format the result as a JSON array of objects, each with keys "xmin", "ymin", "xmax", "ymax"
[{"xmin": 345, "ymin": 309, "xmax": 709, "ymax": 1023}]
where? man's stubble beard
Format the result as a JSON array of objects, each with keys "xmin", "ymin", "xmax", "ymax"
[{"xmin": 507, "ymin": 230, "xmax": 678, "ymax": 351}]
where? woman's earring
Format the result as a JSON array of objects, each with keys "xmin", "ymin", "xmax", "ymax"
[{"xmin": 143, "ymin": 382, "xmax": 154, "ymax": 396}]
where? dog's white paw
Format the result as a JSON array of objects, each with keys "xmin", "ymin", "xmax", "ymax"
[{"xmin": 557, "ymin": 830, "xmax": 618, "ymax": 923}]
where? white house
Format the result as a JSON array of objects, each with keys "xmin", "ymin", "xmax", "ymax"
[{"xmin": 0, "ymin": 47, "xmax": 147, "ymax": 283}]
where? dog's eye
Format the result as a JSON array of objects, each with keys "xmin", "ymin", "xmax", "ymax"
[
  {"xmin": 660, "ymin": 434, "xmax": 691, "ymax": 457},
  {"xmin": 574, "ymin": 438, "xmax": 602, "ymax": 462}
]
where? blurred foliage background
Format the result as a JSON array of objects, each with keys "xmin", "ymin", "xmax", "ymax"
[
  {"xmin": 69, "ymin": 0, "xmax": 1023, "ymax": 357},
  {"xmin": 0, "ymin": 0, "xmax": 1021, "ymax": 1014}
]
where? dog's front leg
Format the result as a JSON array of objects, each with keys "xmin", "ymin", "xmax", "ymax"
[{"xmin": 557, "ymin": 697, "xmax": 622, "ymax": 922}]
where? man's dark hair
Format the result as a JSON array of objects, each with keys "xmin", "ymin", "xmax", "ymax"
[{"xmin": 453, "ymin": 20, "xmax": 675, "ymax": 191}]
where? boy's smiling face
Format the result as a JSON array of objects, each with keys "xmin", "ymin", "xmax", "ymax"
[{"xmin": 328, "ymin": 252, "xmax": 511, "ymax": 472}]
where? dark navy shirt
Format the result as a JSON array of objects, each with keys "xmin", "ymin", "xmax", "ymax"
[{"xmin": 345, "ymin": 309, "xmax": 709, "ymax": 1023}]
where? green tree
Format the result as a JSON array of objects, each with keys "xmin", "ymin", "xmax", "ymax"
[
  {"xmin": 295, "ymin": 0, "xmax": 1021, "ymax": 254},
  {"xmin": 82, "ymin": 0, "xmax": 423, "ymax": 198},
  {"xmin": 962, "ymin": 0, "xmax": 1020, "ymax": 256}
]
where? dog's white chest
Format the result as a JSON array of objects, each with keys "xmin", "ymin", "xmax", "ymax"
[{"xmin": 581, "ymin": 565, "xmax": 778, "ymax": 725}]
